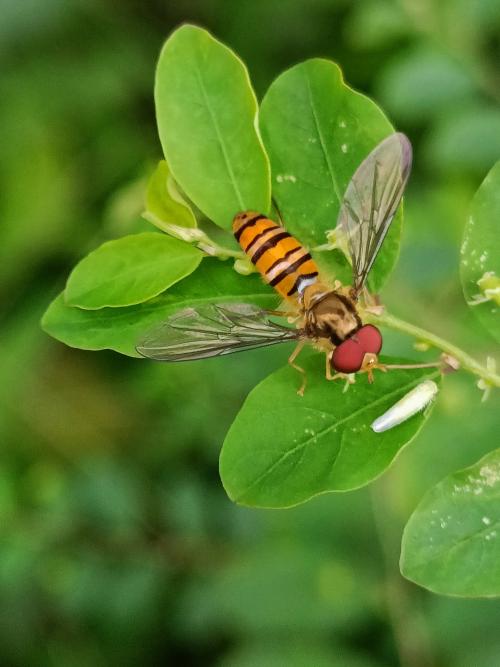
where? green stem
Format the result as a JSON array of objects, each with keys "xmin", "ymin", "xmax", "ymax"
[
  {"xmin": 200, "ymin": 240, "xmax": 245, "ymax": 260},
  {"xmin": 364, "ymin": 310, "xmax": 500, "ymax": 387},
  {"xmin": 143, "ymin": 212, "xmax": 245, "ymax": 259}
]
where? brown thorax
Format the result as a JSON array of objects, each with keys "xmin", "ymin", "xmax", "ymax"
[{"xmin": 300, "ymin": 282, "xmax": 361, "ymax": 345}]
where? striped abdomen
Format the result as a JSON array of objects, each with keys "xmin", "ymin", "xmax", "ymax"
[{"xmin": 232, "ymin": 211, "xmax": 319, "ymax": 300}]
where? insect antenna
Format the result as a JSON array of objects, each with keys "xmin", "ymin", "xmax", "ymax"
[{"xmin": 271, "ymin": 196, "xmax": 285, "ymax": 225}]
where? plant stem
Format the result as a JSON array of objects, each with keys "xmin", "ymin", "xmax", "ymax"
[
  {"xmin": 143, "ymin": 212, "xmax": 245, "ymax": 259},
  {"xmin": 364, "ymin": 310, "xmax": 500, "ymax": 387}
]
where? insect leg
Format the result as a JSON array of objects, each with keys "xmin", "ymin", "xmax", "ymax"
[
  {"xmin": 325, "ymin": 352, "xmax": 334, "ymax": 380},
  {"xmin": 366, "ymin": 354, "xmax": 457, "ymax": 380},
  {"xmin": 326, "ymin": 355, "xmax": 356, "ymax": 391},
  {"xmin": 265, "ymin": 309, "xmax": 298, "ymax": 319},
  {"xmin": 361, "ymin": 287, "xmax": 385, "ymax": 315},
  {"xmin": 383, "ymin": 362, "xmax": 442, "ymax": 370},
  {"xmin": 271, "ymin": 196, "xmax": 284, "ymax": 225},
  {"xmin": 288, "ymin": 340, "xmax": 307, "ymax": 396}
]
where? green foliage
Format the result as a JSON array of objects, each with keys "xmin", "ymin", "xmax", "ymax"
[
  {"xmin": 259, "ymin": 58, "xmax": 402, "ymax": 292},
  {"xmin": 5, "ymin": 2, "xmax": 500, "ymax": 663},
  {"xmin": 42, "ymin": 23, "xmax": 497, "ymax": 525},
  {"xmin": 33, "ymin": 12, "xmax": 500, "ymax": 633},
  {"xmin": 145, "ymin": 160, "xmax": 197, "ymax": 229},
  {"xmin": 460, "ymin": 160, "xmax": 500, "ymax": 343},
  {"xmin": 65, "ymin": 233, "xmax": 202, "ymax": 309},
  {"xmin": 44, "ymin": 27, "xmax": 422, "ymax": 515},
  {"xmin": 401, "ymin": 449, "xmax": 500, "ymax": 596},
  {"xmin": 221, "ymin": 362, "xmax": 440, "ymax": 507},
  {"xmin": 155, "ymin": 24, "xmax": 270, "ymax": 229},
  {"xmin": 43, "ymin": 260, "xmax": 276, "ymax": 356}
]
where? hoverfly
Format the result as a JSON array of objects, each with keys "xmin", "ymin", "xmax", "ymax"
[{"xmin": 137, "ymin": 133, "xmax": 415, "ymax": 395}]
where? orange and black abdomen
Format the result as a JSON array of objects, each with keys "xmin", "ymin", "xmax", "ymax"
[{"xmin": 232, "ymin": 211, "xmax": 319, "ymax": 300}]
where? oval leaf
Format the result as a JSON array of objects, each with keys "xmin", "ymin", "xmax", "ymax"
[
  {"xmin": 260, "ymin": 58, "xmax": 402, "ymax": 292},
  {"xmin": 155, "ymin": 24, "xmax": 270, "ymax": 229},
  {"xmin": 460, "ymin": 160, "xmax": 500, "ymax": 343},
  {"xmin": 220, "ymin": 358, "xmax": 440, "ymax": 508},
  {"xmin": 64, "ymin": 232, "xmax": 203, "ymax": 309},
  {"xmin": 401, "ymin": 448, "xmax": 500, "ymax": 597},
  {"xmin": 144, "ymin": 160, "xmax": 197, "ymax": 230},
  {"xmin": 43, "ymin": 260, "xmax": 278, "ymax": 356}
]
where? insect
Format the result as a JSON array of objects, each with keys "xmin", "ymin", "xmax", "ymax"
[
  {"xmin": 371, "ymin": 380, "xmax": 439, "ymax": 432},
  {"xmin": 137, "ymin": 132, "xmax": 421, "ymax": 395}
]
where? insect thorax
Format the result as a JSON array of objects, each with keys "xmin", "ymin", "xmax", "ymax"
[{"xmin": 301, "ymin": 284, "xmax": 361, "ymax": 345}]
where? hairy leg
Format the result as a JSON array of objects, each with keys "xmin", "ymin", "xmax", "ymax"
[
  {"xmin": 289, "ymin": 341, "xmax": 307, "ymax": 396},
  {"xmin": 325, "ymin": 352, "xmax": 334, "ymax": 381}
]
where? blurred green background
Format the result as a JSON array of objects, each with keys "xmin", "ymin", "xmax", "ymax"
[{"xmin": 1, "ymin": 1, "xmax": 500, "ymax": 665}]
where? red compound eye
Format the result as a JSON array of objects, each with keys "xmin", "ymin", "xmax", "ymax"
[
  {"xmin": 332, "ymin": 338, "xmax": 365, "ymax": 373},
  {"xmin": 353, "ymin": 324, "xmax": 383, "ymax": 355},
  {"xmin": 332, "ymin": 325, "xmax": 383, "ymax": 374}
]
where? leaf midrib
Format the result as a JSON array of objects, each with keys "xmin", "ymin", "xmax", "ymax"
[
  {"xmin": 67, "ymin": 251, "xmax": 200, "ymax": 306},
  {"xmin": 57, "ymin": 292, "xmax": 276, "ymax": 332},
  {"xmin": 305, "ymin": 71, "xmax": 343, "ymax": 205},
  {"xmin": 404, "ymin": 515, "xmax": 500, "ymax": 575},
  {"xmin": 194, "ymin": 59, "xmax": 245, "ymax": 209},
  {"xmin": 234, "ymin": 371, "xmax": 439, "ymax": 501}
]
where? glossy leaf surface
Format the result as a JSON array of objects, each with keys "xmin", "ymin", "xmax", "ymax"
[
  {"xmin": 221, "ymin": 358, "xmax": 440, "ymax": 508},
  {"xmin": 44, "ymin": 261, "xmax": 278, "ymax": 356},
  {"xmin": 155, "ymin": 25, "xmax": 270, "ymax": 229},
  {"xmin": 401, "ymin": 449, "xmax": 500, "ymax": 597},
  {"xmin": 460, "ymin": 160, "xmax": 500, "ymax": 343},
  {"xmin": 144, "ymin": 160, "xmax": 197, "ymax": 230},
  {"xmin": 260, "ymin": 58, "xmax": 403, "ymax": 292},
  {"xmin": 65, "ymin": 233, "xmax": 202, "ymax": 309}
]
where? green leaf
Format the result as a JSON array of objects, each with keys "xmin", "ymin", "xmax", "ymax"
[
  {"xmin": 155, "ymin": 24, "xmax": 270, "ymax": 229},
  {"xmin": 220, "ymin": 358, "xmax": 440, "ymax": 508},
  {"xmin": 43, "ymin": 260, "xmax": 278, "ymax": 356},
  {"xmin": 64, "ymin": 232, "xmax": 203, "ymax": 309},
  {"xmin": 144, "ymin": 160, "xmax": 197, "ymax": 230},
  {"xmin": 259, "ymin": 58, "xmax": 402, "ymax": 293},
  {"xmin": 401, "ymin": 448, "xmax": 500, "ymax": 597},
  {"xmin": 460, "ymin": 160, "xmax": 500, "ymax": 343}
]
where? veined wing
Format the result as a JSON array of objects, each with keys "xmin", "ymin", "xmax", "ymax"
[
  {"xmin": 136, "ymin": 302, "xmax": 300, "ymax": 361},
  {"xmin": 338, "ymin": 132, "xmax": 412, "ymax": 295}
]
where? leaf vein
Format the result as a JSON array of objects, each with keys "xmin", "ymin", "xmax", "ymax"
[
  {"xmin": 235, "ymin": 371, "xmax": 440, "ymax": 501},
  {"xmin": 305, "ymin": 72, "xmax": 343, "ymax": 205},
  {"xmin": 194, "ymin": 60, "xmax": 245, "ymax": 210}
]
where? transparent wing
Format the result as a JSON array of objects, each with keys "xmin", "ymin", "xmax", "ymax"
[
  {"xmin": 136, "ymin": 302, "xmax": 300, "ymax": 361},
  {"xmin": 338, "ymin": 132, "xmax": 412, "ymax": 295}
]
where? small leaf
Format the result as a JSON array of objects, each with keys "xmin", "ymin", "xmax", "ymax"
[
  {"xmin": 145, "ymin": 160, "xmax": 197, "ymax": 230},
  {"xmin": 155, "ymin": 25, "xmax": 270, "ymax": 229},
  {"xmin": 401, "ymin": 448, "xmax": 500, "ymax": 597},
  {"xmin": 220, "ymin": 357, "xmax": 440, "ymax": 508},
  {"xmin": 460, "ymin": 160, "xmax": 500, "ymax": 343},
  {"xmin": 43, "ymin": 260, "xmax": 278, "ymax": 356},
  {"xmin": 65, "ymin": 233, "xmax": 203, "ymax": 309},
  {"xmin": 259, "ymin": 58, "xmax": 402, "ymax": 293}
]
